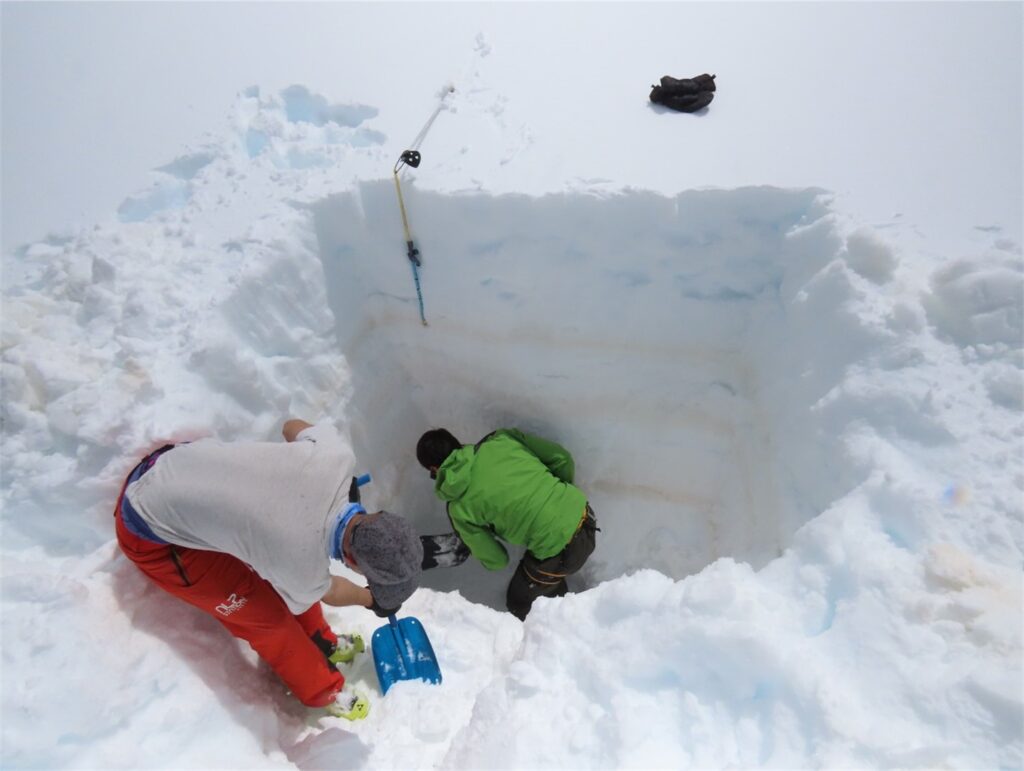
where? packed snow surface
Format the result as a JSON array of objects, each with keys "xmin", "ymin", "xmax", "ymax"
[{"xmin": 2, "ymin": 4, "xmax": 1022, "ymax": 769}]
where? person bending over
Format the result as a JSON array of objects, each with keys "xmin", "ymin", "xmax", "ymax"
[
  {"xmin": 114, "ymin": 418, "xmax": 422, "ymax": 720},
  {"xmin": 416, "ymin": 427, "xmax": 597, "ymax": 620}
]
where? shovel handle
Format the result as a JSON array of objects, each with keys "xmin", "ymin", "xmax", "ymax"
[{"xmin": 388, "ymin": 615, "xmax": 412, "ymax": 669}]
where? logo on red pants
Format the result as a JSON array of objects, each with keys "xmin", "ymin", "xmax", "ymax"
[{"xmin": 215, "ymin": 593, "xmax": 248, "ymax": 616}]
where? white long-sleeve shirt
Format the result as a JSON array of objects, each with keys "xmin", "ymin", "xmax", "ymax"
[{"xmin": 125, "ymin": 423, "xmax": 354, "ymax": 613}]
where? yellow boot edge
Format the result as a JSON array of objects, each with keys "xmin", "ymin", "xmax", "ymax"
[
  {"xmin": 328, "ymin": 634, "xmax": 366, "ymax": 666},
  {"xmin": 325, "ymin": 691, "xmax": 370, "ymax": 721}
]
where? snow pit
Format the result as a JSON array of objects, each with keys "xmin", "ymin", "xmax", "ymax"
[
  {"xmin": 311, "ymin": 182, "xmax": 880, "ymax": 608},
  {"xmin": 3, "ymin": 74, "xmax": 1020, "ymax": 768}
]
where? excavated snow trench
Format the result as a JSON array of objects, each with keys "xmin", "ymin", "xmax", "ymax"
[{"xmin": 311, "ymin": 181, "xmax": 867, "ymax": 609}]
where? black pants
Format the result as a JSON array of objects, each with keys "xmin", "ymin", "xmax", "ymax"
[{"xmin": 506, "ymin": 506, "xmax": 598, "ymax": 620}]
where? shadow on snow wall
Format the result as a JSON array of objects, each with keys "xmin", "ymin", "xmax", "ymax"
[{"xmin": 311, "ymin": 182, "xmax": 874, "ymax": 609}]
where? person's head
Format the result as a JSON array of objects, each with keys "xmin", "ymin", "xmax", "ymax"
[
  {"xmin": 416, "ymin": 428, "xmax": 461, "ymax": 479},
  {"xmin": 349, "ymin": 511, "xmax": 423, "ymax": 610}
]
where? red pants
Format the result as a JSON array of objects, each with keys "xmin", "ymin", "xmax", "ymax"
[{"xmin": 115, "ymin": 490, "xmax": 345, "ymax": 707}]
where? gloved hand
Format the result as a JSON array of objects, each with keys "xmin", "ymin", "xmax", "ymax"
[
  {"xmin": 369, "ymin": 596, "xmax": 400, "ymax": 618},
  {"xmin": 421, "ymin": 532, "xmax": 471, "ymax": 570}
]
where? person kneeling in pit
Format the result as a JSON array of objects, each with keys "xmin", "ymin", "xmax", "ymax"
[
  {"xmin": 113, "ymin": 418, "xmax": 422, "ymax": 720},
  {"xmin": 416, "ymin": 427, "xmax": 597, "ymax": 620}
]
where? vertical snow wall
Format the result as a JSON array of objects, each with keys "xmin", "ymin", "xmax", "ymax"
[{"xmin": 311, "ymin": 182, "xmax": 876, "ymax": 608}]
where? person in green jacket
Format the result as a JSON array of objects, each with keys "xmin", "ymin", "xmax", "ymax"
[{"xmin": 416, "ymin": 427, "xmax": 598, "ymax": 620}]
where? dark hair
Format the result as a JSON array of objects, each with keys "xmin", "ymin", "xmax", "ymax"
[{"xmin": 416, "ymin": 428, "xmax": 462, "ymax": 469}]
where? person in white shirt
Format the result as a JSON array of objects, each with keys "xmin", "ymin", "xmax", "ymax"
[{"xmin": 113, "ymin": 419, "xmax": 422, "ymax": 720}]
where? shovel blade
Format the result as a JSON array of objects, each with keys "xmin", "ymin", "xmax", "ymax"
[{"xmin": 371, "ymin": 615, "xmax": 442, "ymax": 695}]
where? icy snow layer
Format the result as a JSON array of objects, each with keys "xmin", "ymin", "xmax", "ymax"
[{"xmin": 2, "ymin": 86, "xmax": 1022, "ymax": 769}]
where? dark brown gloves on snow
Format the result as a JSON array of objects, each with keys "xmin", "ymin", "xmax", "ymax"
[{"xmin": 649, "ymin": 73, "xmax": 716, "ymax": 113}]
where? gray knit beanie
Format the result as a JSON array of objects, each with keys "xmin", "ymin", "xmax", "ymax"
[{"xmin": 350, "ymin": 511, "xmax": 423, "ymax": 610}]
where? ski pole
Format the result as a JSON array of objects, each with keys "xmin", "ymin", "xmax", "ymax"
[
  {"xmin": 393, "ymin": 152, "xmax": 422, "ymax": 269},
  {"xmin": 394, "ymin": 150, "xmax": 428, "ymax": 326},
  {"xmin": 391, "ymin": 86, "xmax": 455, "ymax": 328},
  {"xmin": 348, "ymin": 472, "xmax": 372, "ymax": 503}
]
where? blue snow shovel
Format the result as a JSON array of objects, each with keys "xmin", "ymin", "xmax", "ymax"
[
  {"xmin": 350, "ymin": 472, "xmax": 441, "ymax": 693},
  {"xmin": 372, "ymin": 614, "xmax": 442, "ymax": 694}
]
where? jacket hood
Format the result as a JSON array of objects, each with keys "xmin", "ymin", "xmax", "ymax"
[{"xmin": 434, "ymin": 447, "xmax": 474, "ymax": 501}]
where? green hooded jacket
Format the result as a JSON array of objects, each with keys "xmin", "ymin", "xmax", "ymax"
[{"xmin": 432, "ymin": 429, "xmax": 588, "ymax": 570}]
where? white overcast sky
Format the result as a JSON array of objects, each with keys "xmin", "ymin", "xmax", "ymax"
[{"xmin": 2, "ymin": 2, "xmax": 1021, "ymax": 256}]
